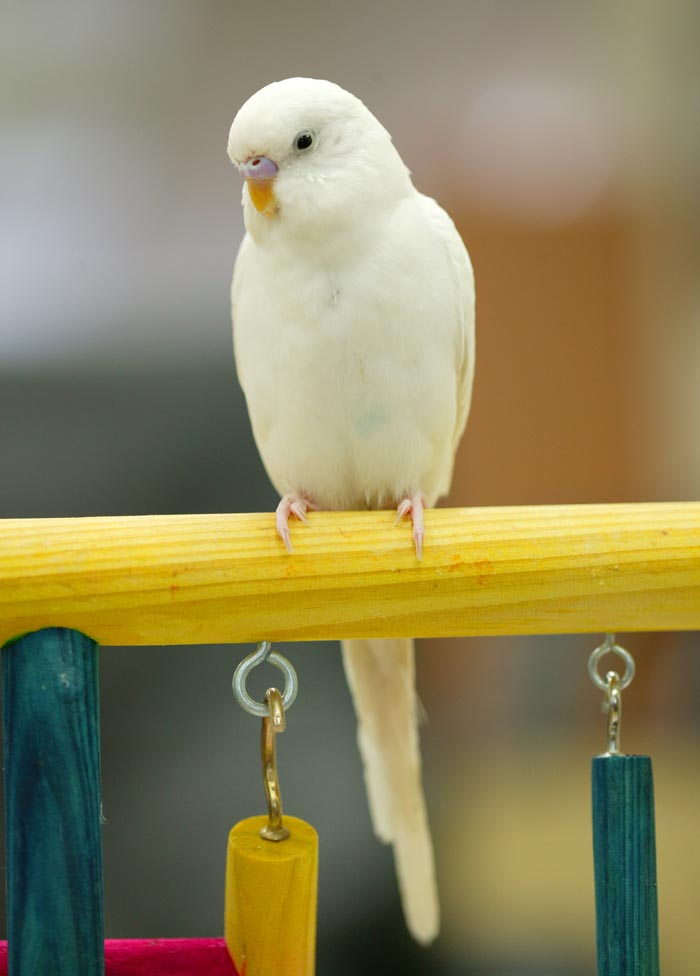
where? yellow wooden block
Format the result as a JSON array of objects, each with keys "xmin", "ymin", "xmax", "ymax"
[{"xmin": 225, "ymin": 815, "xmax": 318, "ymax": 976}]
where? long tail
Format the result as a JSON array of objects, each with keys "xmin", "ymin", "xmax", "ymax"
[{"xmin": 341, "ymin": 637, "xmax": 439, "ymax": 944}]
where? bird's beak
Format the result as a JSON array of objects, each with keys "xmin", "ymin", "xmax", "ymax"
[{"xmin": 240, "ymin": 155, "xmax": 279, "ymax": 216}]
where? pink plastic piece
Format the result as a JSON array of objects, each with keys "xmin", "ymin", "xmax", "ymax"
[{"xmin": 0, "ymin": 939, "xmax": 237, "ymax": 975}]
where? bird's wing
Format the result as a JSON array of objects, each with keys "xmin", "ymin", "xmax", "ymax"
[{"xmin": 419, "ymin": 194, "xmax": 476, "ymax": 457}]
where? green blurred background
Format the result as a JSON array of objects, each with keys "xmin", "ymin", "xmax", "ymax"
[{"xmin": 1, "ymin": 2, "xmax": 699, "ymax": 973}]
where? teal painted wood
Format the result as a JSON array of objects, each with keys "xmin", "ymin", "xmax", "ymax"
[
  {"xmin": 2, "ymin": 627, "xmax": 104, "ymax": 976},
  {"xmin": 592, "ymin": 755, "xmax": 660, "ymax": 976}
]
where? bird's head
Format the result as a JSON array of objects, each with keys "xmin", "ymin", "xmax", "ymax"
[{"xmin": 227, "ymin": 78, "xmax": 411, "ymax": 241}]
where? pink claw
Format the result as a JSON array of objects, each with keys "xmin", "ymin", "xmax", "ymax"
[
  {"xmin": 394, "ymin": 491, "xmax": 425, "ymax": 560},
  {"xmin": 275, "ymin": 494, "xmax": 319, "ymax": 552}
]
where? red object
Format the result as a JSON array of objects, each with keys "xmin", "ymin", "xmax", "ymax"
[{"xmin": 0, "ymin": 939, "xmax": 238, "ymax": 975}]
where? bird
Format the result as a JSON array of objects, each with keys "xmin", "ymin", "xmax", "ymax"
[{"xmin": 227, "ymin": 77, "xmax": 475, "ymax": 945}]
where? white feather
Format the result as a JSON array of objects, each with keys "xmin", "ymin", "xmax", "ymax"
[
  {"xmin": 229, "ymin": 78, "xmax": 475, "ymax": 943},
  {"xmin": 341, "ymin": 636, "xmax": 439, "ymax": 944}
]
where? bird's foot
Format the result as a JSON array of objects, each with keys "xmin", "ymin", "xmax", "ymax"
[
  {"xmin": 394, "ymin": 491, "xmax": 426, "ymax": 560},
  {"xmin": 275, "ymin": 494, "xmax": 320, "ymax": 552}
]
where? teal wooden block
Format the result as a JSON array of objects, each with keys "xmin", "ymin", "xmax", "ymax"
[
  {"xmin": 2, "ymin": 627, "xmax": 104, "ymax": 976},
  {"xmin": 592, "ymin": 754, "xmax": 660, "ymax": 976}
]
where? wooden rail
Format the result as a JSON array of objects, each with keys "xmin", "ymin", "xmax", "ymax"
[{"xmin": 0, "ymin": 503, "xmax": 698, "ymax": 646}]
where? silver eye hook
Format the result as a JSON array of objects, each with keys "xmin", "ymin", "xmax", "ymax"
[
  {"xmin": 588, "ymin": 633, "xmax": 635, "ymax": 756},
  {"xmin": 588, "ymin": 633, "xmax": 635, "ymax": 692},
  {"xmin": 232, "ymin": 641, "xmax": 298, "ymax": 718}
]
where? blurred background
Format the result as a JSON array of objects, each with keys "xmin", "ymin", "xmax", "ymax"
[{"xmin": 1, "ymin": 1, "xmax": 699, "ymax": 973}]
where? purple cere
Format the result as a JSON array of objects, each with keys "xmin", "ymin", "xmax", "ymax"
[{"xmin": 240, "ymin": 155, "xmax": 279, "ymax": 181}]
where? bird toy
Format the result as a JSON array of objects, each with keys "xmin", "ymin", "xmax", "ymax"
[{"xmin": 227, "ymin": 642, "xmax": 318, "ymax": 976}]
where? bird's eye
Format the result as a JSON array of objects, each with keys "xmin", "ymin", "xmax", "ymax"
[{"xmin": 295, "ymin": 131, "xmax": 314, "ymax": 151}]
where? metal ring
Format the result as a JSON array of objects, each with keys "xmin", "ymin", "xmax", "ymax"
[
  {"xmin": 588, "ymin": 634, "xmax": 635, "ymax": 692},
  {"xmin": 232, "ymin": 641, "xmax": 298, "ymax": 718}
]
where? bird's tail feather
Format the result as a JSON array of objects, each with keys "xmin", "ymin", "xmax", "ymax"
[{"xmin": 341, "ymin": 637, "xmax": 439, "ymax": 944}]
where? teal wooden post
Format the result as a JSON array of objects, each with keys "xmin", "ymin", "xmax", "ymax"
[
  {"xmin": 592, "ymin": 755, "xmax": 660, "ymax": 976},
  {"xmin": 2, "ymin": 627, "xmax": 104, "ymax": 976}
]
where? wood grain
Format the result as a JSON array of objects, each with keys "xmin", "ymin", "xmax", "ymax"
[
  {"xmin": 0, "ymin": 502, "xmax": 698, "ymax": 646},
  {"xmin": 592, "ymin": 755, "xmax": 660, "ymax": 976},
  {"xmin": 2, "ymin": 628, "xmax": 104, "ymax": 976}
]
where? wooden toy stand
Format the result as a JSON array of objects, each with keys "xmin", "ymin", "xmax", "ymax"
[{"xmin": 0, "ymin": 503, "xmax": 698, "ymax": 974}]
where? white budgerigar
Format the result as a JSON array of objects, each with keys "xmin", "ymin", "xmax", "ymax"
[{"xmin": 227, "ymin": 78, "xmax": 475, "ymax": 944}]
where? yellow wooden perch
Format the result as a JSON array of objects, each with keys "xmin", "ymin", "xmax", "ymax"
[{"xmin": 0, "ymin": 502, "xmax": 698, "ymax": 646}]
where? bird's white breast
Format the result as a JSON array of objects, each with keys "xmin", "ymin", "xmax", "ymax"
[{"xmin": 233, "ymin": 194, "xmax": 467, "ymax": 510}]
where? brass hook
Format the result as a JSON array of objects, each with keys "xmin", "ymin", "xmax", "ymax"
[
  {"xmin": 604, "ymin": 670, "xmax": 623, "ymax": 756},
  {"xmin": 260, "ymin": 687, "xmax": 290, "ymax": 842}
]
